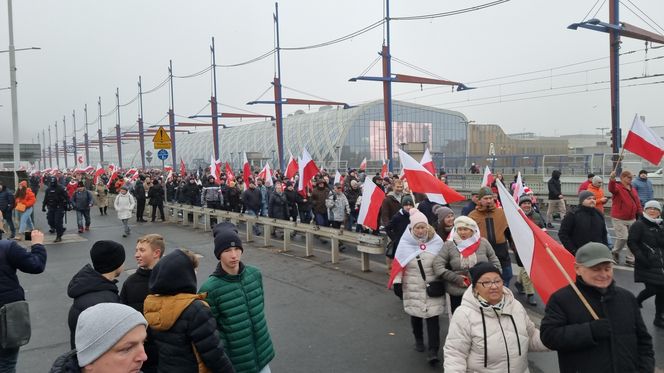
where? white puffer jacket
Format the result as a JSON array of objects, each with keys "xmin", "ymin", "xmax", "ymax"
[
  {"xmin": 444, "ymin": 286, "xmax": 548, "ymax": 373},
  {"xmin": 113, "ymin": 192, "xmax": 135, "ymax": 220}
]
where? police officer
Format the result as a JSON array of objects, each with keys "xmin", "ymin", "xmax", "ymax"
[{"xmin": 42, "ymin": 176, "xmax": 69, "ymax": 242}]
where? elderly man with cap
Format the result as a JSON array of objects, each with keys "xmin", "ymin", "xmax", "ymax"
[
  {"xmin": 468, "ymin": 186, "xmax": 514, "ymax": 286},
  {"xmin": 628, "ymin": 200, "xmax": 664, "ymax": 328},
  {"xmin": 50, "ymin": 303, "xmax": 148, "ymax": 373},
  {"xmin": 199, "ymin": 223, "xmax": 274, "ymax": 373},
  {"xmin": 540, "ymin": 242, "xmax": 654, "ymax": 372},
  {"xmin": 67, "ymin": 240, "xmax": 126, "ymax": 350},
  {"xmin": 558, "ymin": 191, "xmax": 608, "ymax": 255}
]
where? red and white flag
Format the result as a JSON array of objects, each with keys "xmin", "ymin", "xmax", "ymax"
[
  {"xmin": 481, "ymin": 165, "xmax": 494, "ymax": 187},
  {"xmin": 512, "ymin": 171, "xmax": 524, "ymax": 202},
  {"xmin": 284, "ymin": 151, "xmax": 298, "ymax": 180},
  {"xmin": 166, "ymin": 170, "xmax": 173, "ymax": 182},
  {"xmin": 449, "ymin": 229, "xmax": 482, "ymax": 257},
  {"xmin": 93, "ymin": 163, "xmax": 105, "ymax": 184},
  {"xmin": 210, "ymin": 155, "xmax": 220, "ymax": 184},
  {"xmin": 388, "ymin": 228, "xmax": 444, "ymax": 288},
  {"xmin": 225, "ymin": 162, "xmax": 235, "ymax": 181},
  {"xmin": 106, "ymin": 164, "xmax": 119, "ymax": 188},
  {"xmin": 297, "ymin": 147, "xmax": 319, "ymax": 195},
  {"xmin": 108, "ymin": 164, "xmax": 115, "ymax": 173},
  {"xmin": 258, "ymin": 162, "xmax": 273, "ymax": 187},
  {"xmin": 496, "ymin": 180, "xmax": 576, "ymax": 304},
  {"xmin": 125, "ymin": 168, "xmax": 138, "ymax": 178},
  {"xmin": 333, "ymin": 170, "xmax": 344, "ymax": 186},
  {"xmin": 179, "ymin": 159, "xmax": 186, "ymax": 177},
  {"xmin": 242, "ymin": 152, "xmax": 252, "ymax": 186},
  {"xmin": 399, "ymin": 149, "xmax": 465, "ymax": 205},
  {"xmin": 359, "ymin": 157, "xmax": 367, "ymax": 172},
  {"xmin": 357, "ymin": 180, "xmax": 385, "ymax": 230},
  {"xmin": 215, "ymin": 159, "xmax": 222, "ymax": 180},
  {"xmin": 420, "ymin": 148, "xmax": 436, "ymax": 175},
  {"xmin": 380, "ymin": 160, "xmax": 388, "ymax": 178},
  {"xmin": 623, "ymin": 114, "xmax": 664, "ymax": 165},
  {"xmin": 77, "ymin": 155, "xmax": 85, "ymax": 165},
  {"xmin": 164, "ymin": 165, "xmax": 173, "ymax": 173}
]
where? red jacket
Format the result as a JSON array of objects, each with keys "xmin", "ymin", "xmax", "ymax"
[{"xmin": 608, "ymin": 178, "xmax": 642, "ymax": 220}]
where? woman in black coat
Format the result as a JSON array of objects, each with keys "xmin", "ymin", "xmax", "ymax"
[
  {"xmin": 148, "ymin": 180, "xmax": 165, "ymax": 222},
  {"xmin": 628, "ymin": 200, "xmax": 664, "ymax": 328}
]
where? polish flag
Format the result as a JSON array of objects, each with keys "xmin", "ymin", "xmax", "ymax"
[
  {"xmin": 284, "ymin": 151, "xmax": 298, "ymax": 180},
  {"xmin": 179, "ymin": 159, "xmax": 186, "ymax": 177},
  {"xmin": 388, "ymin": 224, "xmax": 444, "ymax": 288},
  {"xmin": 215, "ymin": 159, "xmax": 222, "ymax": 180},
  {"xmin": 333, "ymin": 170, "xmax": 344, "ymax": 186},
  {"xmin": 496, "ymin": 180, "xmax": 576, "ymax": 304},
  {"xmin": 398, "ymin": 149, "xmax": 465, "ymax": 205},
  {"xmin": 481, "ymin": 165, "xmax": 494, "ymax": 187},
  {"xmin": 164, "ymin": 166, "xmax": 173, "ymax": 172},
  {"xmin": 166, "ymin": 170, "xmax": 173, "ymax": 182},
  {"xmin": 449, "ymin": 228, "xmax": 482, "ymax": 257},
  {"xmin": 297, "ymin": 147, "xmax": 319, "ymax": 195},
  {"xmin": 380, "ymin": 160, "xmax": 388, "ymax": 178},
  {"xmin": 125, "ymin": 168, "xmax": 137, "ymax": 178},
  {"xmin": 225, "ymin": 162, "xmax": 235, "ymax": 181},
  {"xmin": 623, "ymin": 114, "xmax": 664, "ymax": 165},
  {"xmin": 242, "ymin": 152, "xmax": 252, "ymax": 186},
  {"xmin": 359, "ymin": 157, "xmax": 367, "ymax": 172},
  {"xmin": 420, "ymin": 148, "xmax": 436, "ymax": 175},
  {"xmin": 357, "ymin": 180, "xmax": 385, "ymax": 230},
  {"xmin": 210, "ymin": 155, "xmax": 220, "ymax": 184},
  {"xmin": 106, "ymin": 164, "xmax": 119, "ymax": 188},
  {"xmin": 108, "ymin": 164, "xmax": 115, "ymax": 173},
  {"xmin": 258, "ymin": 162, "xmax": 274, "ymax": 187},
  {"xmin": 50, "ymin": 167, "xmax": 59, "ymax": 175},
  {"xmin": 92, "ymin": 164, "xmax": 104, "ymax": 184},
  {"xmin": 512, "ymin": 171, "xmax": 524, "ymax": 202}
]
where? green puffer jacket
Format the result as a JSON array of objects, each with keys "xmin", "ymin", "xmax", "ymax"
[{"xmin": 199, "ymin": 263, "xmax": 274, "ymax": 373}]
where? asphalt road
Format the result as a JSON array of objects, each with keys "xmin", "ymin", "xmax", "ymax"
[{"xmin": 12, "ymin": 204, "xmax": 664, "ymax": 372}]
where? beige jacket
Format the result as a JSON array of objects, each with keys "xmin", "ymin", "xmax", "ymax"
[
  {"xmin": 444, "ymin": 287, "xmax": 548, "ymax": 373},
  {"xmin": 433, "ymin": 238, "xmax": 501, "ymax": 296}
]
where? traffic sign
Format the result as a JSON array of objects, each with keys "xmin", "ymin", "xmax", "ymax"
[
  {"xmin": 157, "ymin": 149, "xmax": 169, "ymax": 160},
  {"xmin": 66, "ymin": 145, "xmax": 75, "ymax": 153},
  {"xmin": 152, "ymin": 126, "xmax": 172, "ymax": 149}
]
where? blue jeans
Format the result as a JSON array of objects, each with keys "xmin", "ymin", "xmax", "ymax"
[
  {"xmin": 314, "ymin": 212, "xmax": 329, "ymax": 227},
  {"xmin": 121, "ymin": 218, "xmax": 131, "ymax": 235},
  {"xmin": 501, "ymin": 264, "xmax": 513, "ymax": 287},
  {"xmin": 245, "ymin": 210, "xmax": 262, "ymax": 234},
  {"xmin": 2, "ymin": 209, "xmax": 15, "ymax": 237},
  {"xmin": 299, "ymin": 209, "xmax": 312, "ymax": 224},
  {"xmin": 15, "ymin": 207, "xmax": 33, "ymax": 233},
  {"xmin": 0, "ymin": 347, "xmax": 19, "ymax": 373},
  {"xmin": 76, "ymin": 209, "xmax": 91, "ymax": 229}
]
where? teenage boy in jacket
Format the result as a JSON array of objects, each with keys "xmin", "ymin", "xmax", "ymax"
[
  {"xmin": 540, "ymin": 242, "xmax": 654, "ymax": 373},
  {"xmin": 144, "ymin": 249, "xmax": 235, "ymax": 373},
  {"xmin": 67, "ymin": 240, "xmax": 125, "ymax": 349},
  {"xmin": 199, "ymin": 223, "xmax": 275, "ymax": 373},
  {"xmin": 120, "ymin": 234, "xmax": 165, "ymax": 373}
]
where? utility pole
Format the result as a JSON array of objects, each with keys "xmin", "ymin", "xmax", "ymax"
[
  {"xmin": 168, "ymin": 60, "xmax": 177, "ymax": 171},
  {"xmin": 72, "ymin": 110, "xmax": 78, "ymax": 168},
  {"xmin": 62, "ymin": 115, "xmax": 68, "ymax": 170},
  {"xmin": 210, "ymin": 37, "xmax": 220, "ymax": 161},
  {"xmin": 273, "ymin": 2, "xmax": 285, "ymax": 172},
  {"xmin": 40, "ymin": 130, "xmax": 46, "ymax": 168},
  {"xmin": 7, "ymin": 0, "xmax": 20, "ymax": 186},
  {"xmin": 98, "ymin": 97, "xmax": 104, "ymax": 163},
  {"xmin": 54, "ymin": 121, "xmax": 60, "ymax": 168},
  {"xmin": 115, "ymin": 87, "xmax": 123, "ymax": 168},
  {"xmin": 47, "ymin": 125, "xmax": 52, "ymax": 168},
  {"xmin": 382, "ymin": 0, "xmax": 394, "ymax": 172},
  {"xmin": 84, "ymin": 104, "xmax": 90, "ymax": 166},
  {"xmin": 138, "ymin": 76, "xmax": 146, "ymax": 170}
]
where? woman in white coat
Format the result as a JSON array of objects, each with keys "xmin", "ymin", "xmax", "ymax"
[
  {"xmin": 113, "ymin": 185, "xmax": 135, "ymax": 237},
  {"xmin": 444, "ymin": 262, "xmax": 548, "ymax": 372},
  {"xmin": 389, "ymin": 208, "xmax": 445, "ymax": 365}
]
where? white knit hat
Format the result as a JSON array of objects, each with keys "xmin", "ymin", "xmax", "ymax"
[
  {"xmin": 75, "ymin": 303, "xmax": 147, "ymax": 367},
  {"xmin": 454, "ymin": 216, "xmax": 478, "ymax": 232},
  {"xmin": 644, "ymin": 200, "xmax": 662, "ymax": 211}
]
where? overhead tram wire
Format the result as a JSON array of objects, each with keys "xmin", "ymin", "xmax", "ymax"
[
  {"xmin": 218, "ymin": 49, "xmax": 276, "ymax": 68},
  {"xmin": 580, "ymin": 0, "xmax": 604, "ymax": 22},
  {"xmin": 619, "ymin": 0, "xmax": 664, "ymax": 36},
  {"xmin": 623, "ymin": 0, "xmax": 664, "ymax": 35},
  {"xmin": 280, "ymin": 84, "xmax": 335, "ymax": 102},
  {"xmin": 173, "ymin": 65, "xmax": 214, "ymax": 79},
  {"xmin": 281, "ymin": 19, "xmax": 385, "ymax": 51},
  {"xmin": 391, "ymin": 0, "xmax": 511, "ymax": 21}
]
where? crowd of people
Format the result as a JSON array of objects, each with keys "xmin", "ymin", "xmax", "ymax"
[{"xmin": 0, "ymin": 163, "xmax": 662, "ymax": 372}]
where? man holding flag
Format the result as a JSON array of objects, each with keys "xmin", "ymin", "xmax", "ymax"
[{"xmin": 608, "ymin": 170, "xmax": 642, "ymax": 266}]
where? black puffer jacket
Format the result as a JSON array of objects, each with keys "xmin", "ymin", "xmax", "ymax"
[
  {"xmin": 144, "ymin": 250, "xmax": 235, "ymax": 373},
  {"xmin": 148, "ymin": 184, "xmax": 165, "ymax": 206},
  {"xmin": 284, "ymin": 188, "xmax": 299, "ymax": 218},
  {"xmin": 0, "ymin": 240, "xmax": 47, "ymax": 307},
  {"xmin": 628, "ymin": 215, "xmax": 664, "ymax": 286},
  {"xmin": 558, "ymin": 205, "xmax": 608, "ymax": 254},
  {"xmin": 49, "ymin": 350, "xmax": 81, "ymax": 373},
  {"xmin": 67, "ymin": 264, "xmax": 120, "ymax": 349},
  {"xmin": 540, "ymin": 278, "xmax": 654, "ymax": 373},
  {"xmin": 268, "ymin": 191, "xmax": 289, "ymax": 220},
  {"xmin": 241, "ymin": 187, "xmax": 262, "ymax": 213}
]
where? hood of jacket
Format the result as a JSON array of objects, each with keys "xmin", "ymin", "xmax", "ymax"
[
  {"xmin": 459, "ymin": 284, "xmax": 518, "ymax": 317},
  {"xmin": 551, "ymin": 170, "xmax": 561, "ymax": 179},
  {"xmin": 144, "ymin": 292, "xmax": 207, "ymax": 331},
  {"xmin": 149, "ymin": 250, "xmax": 197, "ymax": 295},
  {"xmin": 67, "ymin": 264, "xmax": 118, "ymax": 299}
]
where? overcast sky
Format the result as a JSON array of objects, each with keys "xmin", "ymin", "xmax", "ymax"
[{"xmin": 1, "ymin": 0, "xmax": 664, "ymax": 145}]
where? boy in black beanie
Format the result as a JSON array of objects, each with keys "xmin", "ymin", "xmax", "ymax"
[{"xmin": 67, "ymin": 240, "xmax": 126, "ymax": 349}]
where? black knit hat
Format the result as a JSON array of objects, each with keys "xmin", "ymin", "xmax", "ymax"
[
  {"xmin": 90, "ymin": 240, "xmax": 126, "ymax": 273},
  {"xmin": 213, "ymin": 222, "xmax": 243, "ymax": 259},
  {"xmin": 468, "ymin": 262, "xmax": 501, "ymax": 288}
]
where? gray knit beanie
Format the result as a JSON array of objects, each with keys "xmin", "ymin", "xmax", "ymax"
[
  {"xmin": 578, "ymin": 190, "xmax": 594, "ymax": 205},
  {"xmin": 644, "ymin": 200, "xmax": 662, "ymax": 211},
  {"xmin": 75, "ymin": 303, "xmax": 147, "ymax": 367}
]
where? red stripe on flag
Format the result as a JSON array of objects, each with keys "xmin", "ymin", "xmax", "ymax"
[
  {"xmin": 624, "ymin": 131, "xmax": 664, "ymax": 165},
  {"xmin": 403, "ymin": 169, "xmax": 465, "ymax": 204}
]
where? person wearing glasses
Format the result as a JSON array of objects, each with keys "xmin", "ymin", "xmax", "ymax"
[{"xmin": 444, "ymin": 262, "xmax": 548, "ymax": 372}]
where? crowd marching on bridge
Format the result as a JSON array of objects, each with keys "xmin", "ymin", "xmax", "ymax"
[{"xmin": 0, "ymin": 156, "xmax": 661, "ymax": 372}]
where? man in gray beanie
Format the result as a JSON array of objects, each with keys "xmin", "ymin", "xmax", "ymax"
[{"xmin": 50, "ymin": 303, "xmax": 148, "ymax": 372}]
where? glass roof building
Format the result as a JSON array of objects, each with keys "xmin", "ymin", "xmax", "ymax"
[{"xmin": 75, "ymin": 100, "xmax": 468, "ymax": 172}]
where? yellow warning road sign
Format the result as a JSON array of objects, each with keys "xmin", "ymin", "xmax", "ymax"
[{"xmin": 152, "ymin": 126, "xmax": 172, "ymax": 149}]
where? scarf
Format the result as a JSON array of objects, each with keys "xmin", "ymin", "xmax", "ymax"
[
  {"xmin": 643, "ymin": 213, "xmax": 663, "ymax": 225},
  {"xmin": 476, "ymin": 293, "xmax": 505, "ymax": 315}
]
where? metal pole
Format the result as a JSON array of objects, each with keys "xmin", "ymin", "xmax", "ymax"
[
  {"xmin": 41, "ymin": 130, "xmax": 46, "ymax": 168},
  {"xmin": 138, "ymin": 76, "xmax": 146, "ymax": 170},
  {"xmin": 84, "ymin": 104, "xmax": 90, "ymax": 166},
  {"xmin": 274, "ymin": 2, "xmax": 285, "ymax": 172},
  {"xmin": 98, "ymin": 97, "xmax": 104, "ymax": 163},
  {"xmin": 168, "ymin": 60, "xmax": 177, "ymax": 171},
  {"xmin": 382, "ymin": 0, "xmax": 394, "ymax": 172},
  {"xmin": 115, "ymin": 87, "xmax": 123, "ymax": 168},
  {"xmin": 211, "ymin": 37, "xmax": 220, "ymax": 160},
  {"xmin": 62, "ymin": 115, "xmax": 68, "ymax": 170},
  {"xmin": 609, "ymin": 0, "xmax": 621, "ymax": 165},
  {"xmin": 47, "ymin": 125, "xmax": 52, "ymax": 168},
  {"xmin": 54, "ymin": 121, "xmax": 60, "ymax": 168},
  {"xmin": 72, "ymin": 110, "xmax": 77, "ymax": 168},
  {"xmin": 7, "ymin": 0, "xmax": 20, "ymax": 186}
]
